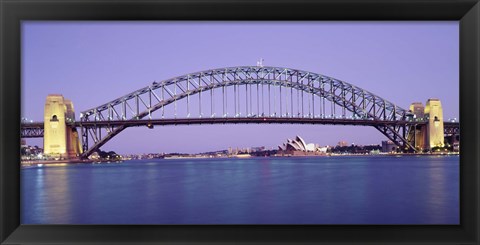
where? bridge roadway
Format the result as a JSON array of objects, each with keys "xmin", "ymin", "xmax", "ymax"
[{"xmin": 20, "ymin": 118, "xmax": 460, "ymax": 138}]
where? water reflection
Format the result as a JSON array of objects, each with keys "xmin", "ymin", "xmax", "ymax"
[
  {"xmin": 425, "ymin": 159, "xmax": 458, "ymax": 223},
  {"xmin": 22, "ymin": 156, "xmax": 459, "ymax": 224},
  {"xmin": 25, "ymin": 166, "xmax": 72, "ymax": 223}
]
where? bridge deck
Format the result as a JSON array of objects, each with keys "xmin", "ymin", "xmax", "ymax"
[{"xmin": 21, "ymin": 118, "xmax": 460, "ymax": 129}]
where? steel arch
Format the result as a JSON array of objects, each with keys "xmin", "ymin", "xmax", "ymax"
[{"xmin": 80, "ymin": 66, "xmax": 413, "ymax": 158}]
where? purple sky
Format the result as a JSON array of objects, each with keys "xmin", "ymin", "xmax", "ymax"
[{"xmin": 22, "ymin": 22, "xmax": 459, "ymax": 154}]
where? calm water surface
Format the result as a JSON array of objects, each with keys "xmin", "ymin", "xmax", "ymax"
[{"xmin": 21, "ymin": 156, "xmax": 459, "ymax": 224}]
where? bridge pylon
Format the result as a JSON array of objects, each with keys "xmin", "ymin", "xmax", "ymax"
[
  {"xmin": 425, "ymin": 99, "xmax": 445, "ymax": 149},
  {"xmin": 406, "ymin": 99, "xmax": 445, "ymax": 152},
  {"xmin": 43, "ymin": 94, "xmax": 82, "ymax": 160}
]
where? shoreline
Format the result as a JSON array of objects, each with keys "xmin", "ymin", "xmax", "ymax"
[
  {"xmin": 20, "ymin": 159, "xmax": 115, "ymax": 166},
  {"xmin": 21, "ymin": 152, "xmax": 459, "ymax": 166}
]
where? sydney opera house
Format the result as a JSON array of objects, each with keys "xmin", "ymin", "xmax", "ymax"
[{"xmin": 278, "ymin": 136, "xmax": 324, "ymax": 156}]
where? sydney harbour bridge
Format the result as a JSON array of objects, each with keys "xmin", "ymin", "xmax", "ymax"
[{"xmin": 20, "ymin": 66, "xmax": 460, "ymax": 159}]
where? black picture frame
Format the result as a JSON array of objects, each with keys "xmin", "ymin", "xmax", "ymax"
[{"xmin": 1, "ymin": 0, "xmax": 479, "ymax": 244}]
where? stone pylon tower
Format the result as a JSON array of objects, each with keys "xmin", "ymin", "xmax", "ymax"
[
  {"xmin": 407, "ymin": 99, "xmax": 445, "ymax": 152},
  {"xmin": 424, "ymin": 98, "xmax": 445, "ymax": 149},
  {"xmin": 44, "ymin": 95, "xmax": 82, "ymax": 159}
]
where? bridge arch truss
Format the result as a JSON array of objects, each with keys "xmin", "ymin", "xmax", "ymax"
[{"xmin": 80, "ymin": 66, "xmax": 414, "ymax": 158}]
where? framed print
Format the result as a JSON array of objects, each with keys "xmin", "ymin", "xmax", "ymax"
[{"xmin": 1, "ymin": 0, "xmax": 479, "ymax": 244}]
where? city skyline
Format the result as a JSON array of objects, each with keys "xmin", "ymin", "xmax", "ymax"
[{"xmin": 22, "ymin": 21, "xmax": 459, "ymax": 154}]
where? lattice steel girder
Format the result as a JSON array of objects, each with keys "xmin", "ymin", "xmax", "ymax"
[
  {"xmin": 444, "ymin": 126, "xmax": 460, "ymax": 136},
  {"xmin": 21, "ymin": 127, "xmax": 44, "ymax": 138},
  {"xmin": 20, "ymin": 122, "xmax": 45, "ymax": 138},
  {"xmin": 79, "ymin": 66, "xmax": 416, "ymax": 158}
]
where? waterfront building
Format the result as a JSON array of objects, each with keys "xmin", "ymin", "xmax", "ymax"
[
  {"xmin": 317, "ymin": 146, "xmax": 328, "ymax": 154},
  {"xmin": 278, "ymin": 136, "xmax": 323, "ymax": 156},
  {"xmin": 381, "ymin": 140, "xmax": 397, "ymax": 153},
  {"xmin": 453, "ymin": 142, "xmax": 460, "ymax": 152},
  {"xmin": 251, "ymin": 146, "xmax": 266, "ymax": 152}
]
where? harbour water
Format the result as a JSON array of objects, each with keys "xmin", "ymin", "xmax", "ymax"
[{"xmin": 21, "ymin": 155, "xmax": 459, "ymax": 224}]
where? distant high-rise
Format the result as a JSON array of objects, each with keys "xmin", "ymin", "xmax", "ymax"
[
  {"xmin": 408, "ymin": 102, "xmax": 426, "ymax": 150},
  {"xmin": 409, "ymin": 102, "xmax": 425, "ymax": 121}
]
